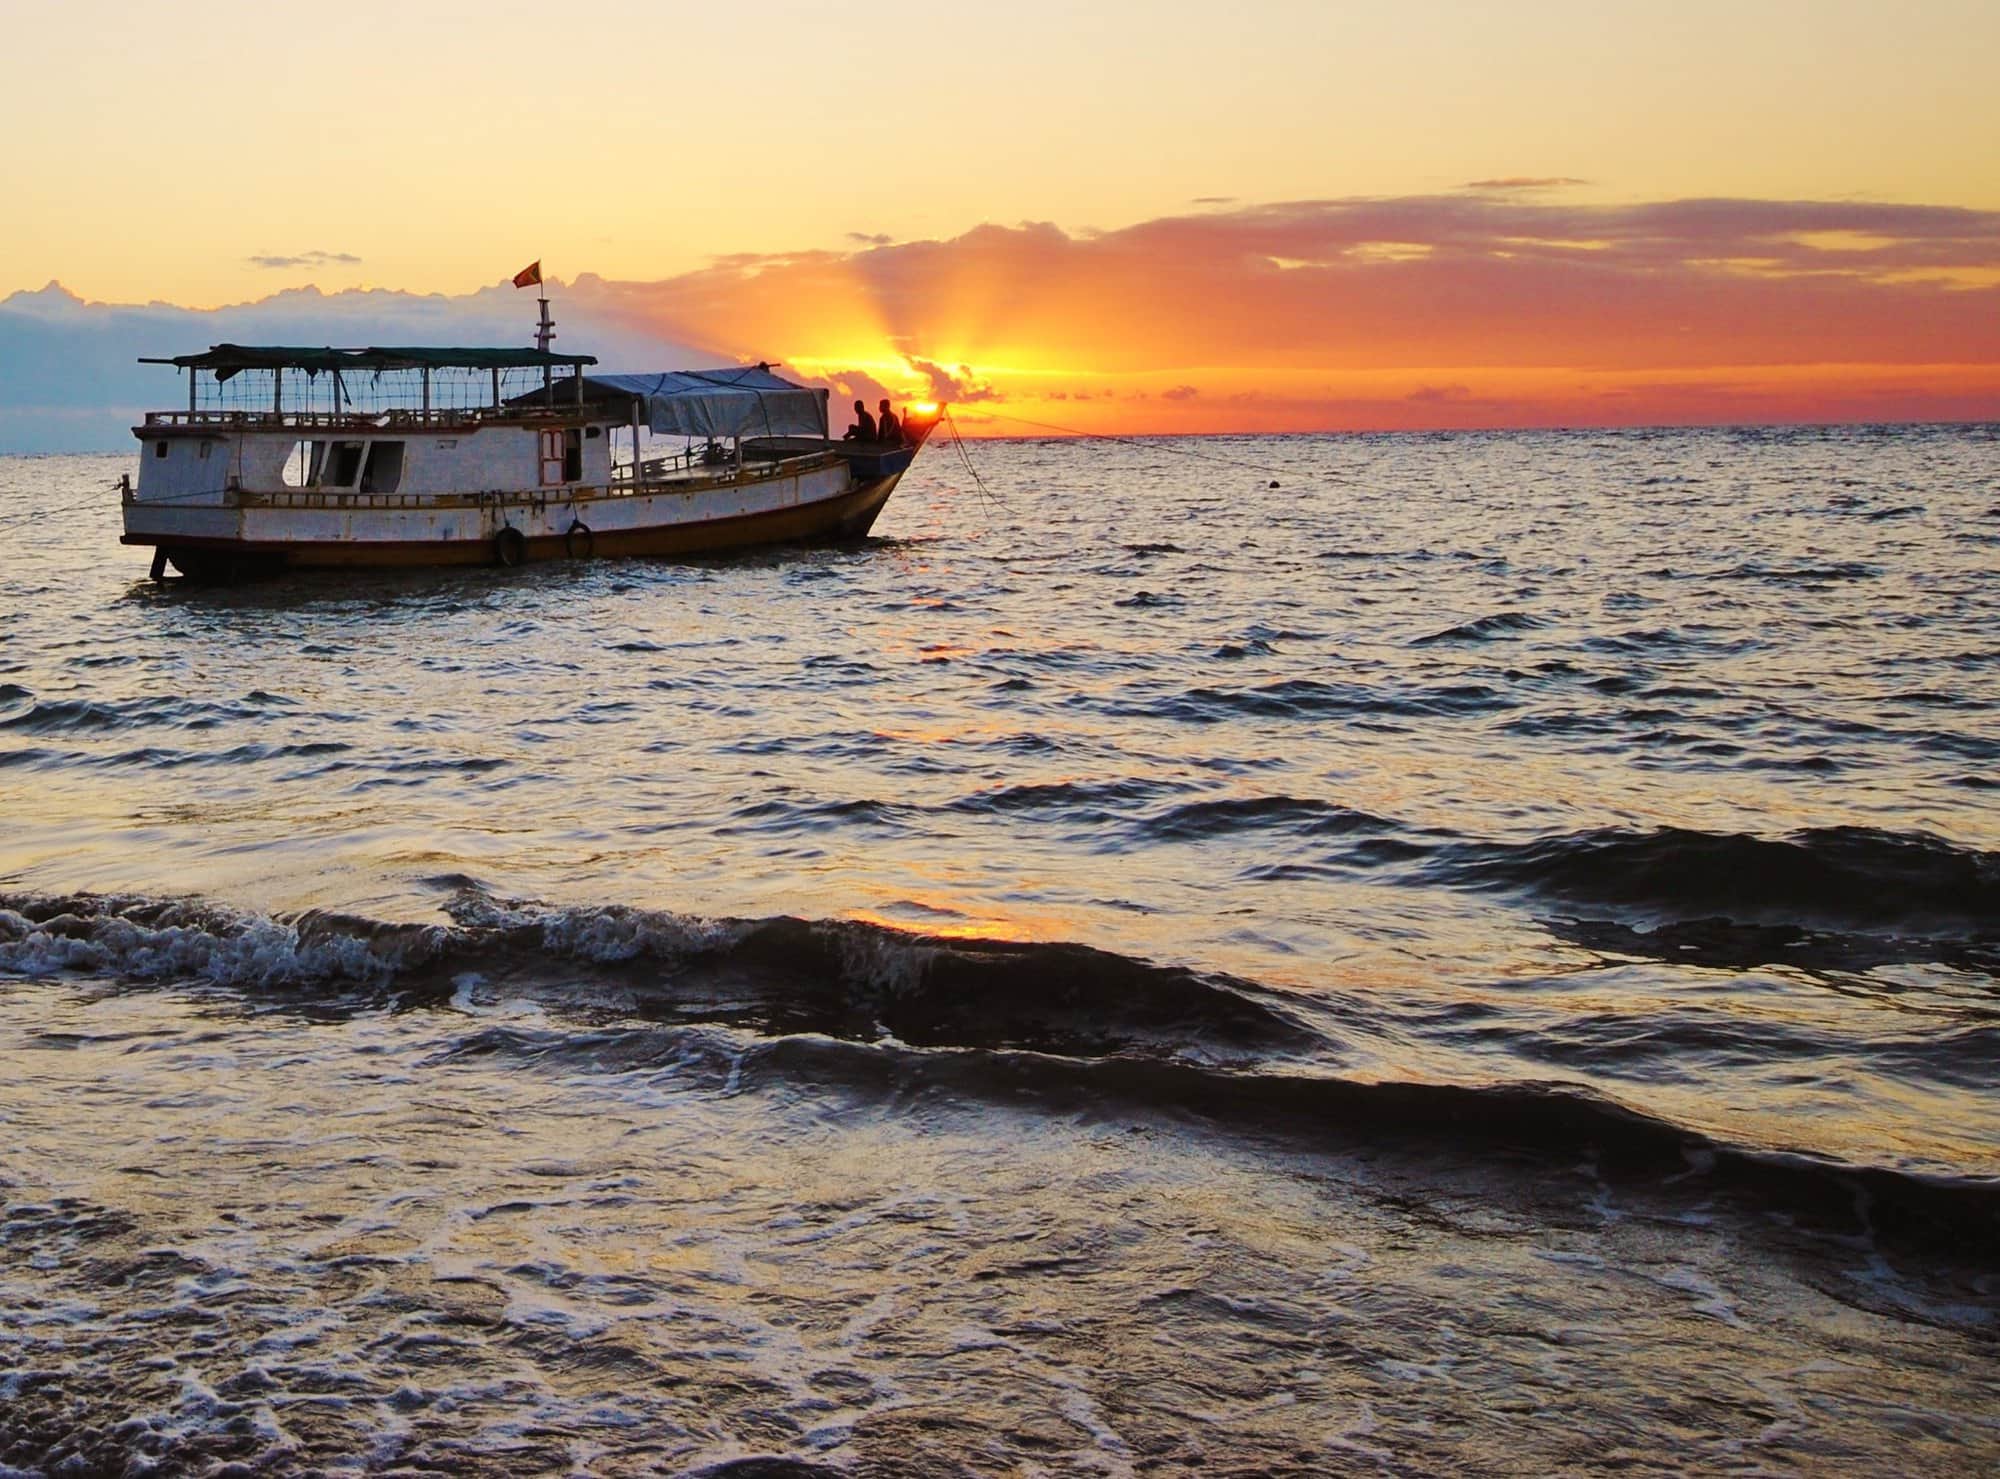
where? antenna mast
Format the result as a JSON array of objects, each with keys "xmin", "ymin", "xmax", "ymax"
[{"xmin": 536, "ymin": 281, "xmax": 555, "ymax": 399}]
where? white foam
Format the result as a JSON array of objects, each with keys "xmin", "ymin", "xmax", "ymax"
[
  {"xmin": 454, "ymin": 895, "xmax": 746, "ymax": 964},
  {"xmin": 825, "ymin": 919, "xmax": 936, "ymax": 996},
  {"xmin": 448, "ymin": 971, "xmax": 486, "ymax": 1011},
  {"xmin": 0, "ymin": 903, "xmax": 425, "ymax": 987}
]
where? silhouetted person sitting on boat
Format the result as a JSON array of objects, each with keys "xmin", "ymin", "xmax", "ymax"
[
  {"xmin": 844, "ymin": 400, "xmax": 877, "ymax": 442},
  {"xmin": 877, "ymin": 400, "xmax": 903, "ymax": 446}
]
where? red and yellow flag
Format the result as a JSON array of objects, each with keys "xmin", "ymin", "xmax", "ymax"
[{"xmin": 512, "ymin": 260, "xmax": 542, "ymax": 289}]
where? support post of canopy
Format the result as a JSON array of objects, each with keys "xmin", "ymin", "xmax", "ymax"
[
  {"xmin": 273, "ymin": 367, "xmax": 283, "ymax": 419},
  {"xmin": 492, "ymin": 368, "xmax": 501, "ymax": 410},
  {"xmin": 187, "ymin": 369, "xmax": 196, "ymax": 418},
  {"xmin": 630, "ymin": 399, "xmax": 643, "ymax": 485},
  {"xmin": 422, "ymin": 368, "xmax": 431, "ymax": 421}
]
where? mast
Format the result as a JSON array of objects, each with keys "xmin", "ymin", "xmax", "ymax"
[{"xmin": 536, "ymin": 292, "xmax": 556, "ymax": 402}]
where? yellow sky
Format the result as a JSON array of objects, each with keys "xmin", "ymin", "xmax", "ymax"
[{"xmin": 3, "ymin": 0, "xmax": 1997, "ymax": 307}]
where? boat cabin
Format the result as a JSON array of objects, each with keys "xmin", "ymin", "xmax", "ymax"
[
  {"xmin": 135, "ymin": 344, "xmax": 609, "ymax": 503},
  {"xmin": 133, "ymin": 345, "xmax": 838, "ymax": 504}
]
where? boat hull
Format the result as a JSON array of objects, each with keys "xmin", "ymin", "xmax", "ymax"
[{"xmin": 122, "ymin": 468, "xmax": 908, "ymax": 577}]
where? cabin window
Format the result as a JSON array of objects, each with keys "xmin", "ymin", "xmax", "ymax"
[
  {"xmin": 154, "ymin": 441, "xmax": 168, "ymax": 458},
  {"xmin": 360, "ymin": 441, "xmax": 405, "ymax": 494},
  {"xmin": 539, "ymin": 428, "xmax": 566, "ymax": 486},
  {"xmin": 281, "ymin": 440, "xmax": 328, "ymax": 489},
  {"xmin": 328, "ymin": 441, "xmax": 366, "ymax": 487},
  {"xmin": 564, "ymin": 429, "xmax": 583, "ymax": 482}
]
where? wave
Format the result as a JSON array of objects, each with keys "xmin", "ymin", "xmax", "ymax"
[
  {"xmin": 941, "ymin": 786, "xmax": 1406, "ymax": 847},
  {"xmin": 1714, "ymin": 560, "xmax": 1884, "ymax": 584},
  {"xmin": 4, "ymin": 887, "xmax": 1995, "ymax": 1250},
  {"xmin": 1424, "ymin": 824, "xmax": 1999, "ymax": 936},
  {"xmin": 1144, "ymin": 678, "xmax": 1512, "ymax": 724},
  {"xmin": 0, "ymin": 890, "xmax": 1316, "ymax": 1065},
  {"xmin": 948, "ymin": 777, "xmax": 1182, "ymax": 823},
  {"xmin": 437, "ymin": 1020, "xmax": 2000, "ymax": 1257},
  {"xmin": 1130, "ymin": 795, "xmax": 1396, "ymax": 843},
  {"xmin": 0, "ymin": 692, "xmax": 295, "ymax": 737},
  {"xmin": 1547, "ymin": 915, "xmax": 2000, "ymax": 980},
  {"xmin": 0, "ymin": 896, "xmax": 446, "ymax": 987},
  {"xmin": 718, "ymin": 795, "xmax": 908, "ymax": 835},
  {"xmin": 1412, "ymin": 611, "xmax": 1548, "ymax": 645}
]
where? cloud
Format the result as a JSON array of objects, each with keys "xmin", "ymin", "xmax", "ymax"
[
  {"xmin": 0, "ymin": 278, "xmax": 707, "ymax": 452},
  {"xmin": 13, "ymin": 188, "xmax": 2000, "ymax": 447},
  {"xmin": 246, "ymin": 249, "xmax": 364, "ymax": 270},
  {"xmin": 904, "ymin": 355, "xmax": 1003, "ymax": 404},
  {"xmin": 812, "ymin": 367, "xmax": 903, "ymax": 433},
  {"xmin": 846, "ymin": 232, "xmax": 895, "ymax": 247},
  {"xmin": 1191, "ymin": 196, "xmax": 1238, "ymax": 206},
  {"xmin": 1463, "ymin": 177, "xmax": 1590, "ymax": 191}
]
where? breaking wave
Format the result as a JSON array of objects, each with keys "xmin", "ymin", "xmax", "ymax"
[
  {"xmin": 0, "ymin": 890, "xmax": 1315, "ymax": 1063},
  {"xmin": 4, "ymin": 885, "xmax": 1996, "ymax": 1251}
]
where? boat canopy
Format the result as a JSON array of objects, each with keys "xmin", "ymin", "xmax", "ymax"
[
  {"xmin": 141, "ymin": 344, "xmax": 596, "ymax": 381},
  {"xmin": 578, "ymin": 367, "xmax": 830, "ymax": 441}
]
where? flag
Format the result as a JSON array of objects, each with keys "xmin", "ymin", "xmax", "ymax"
[{"xmin": 512, "ymin": 260, "xmax": 542, "ymax": 289}]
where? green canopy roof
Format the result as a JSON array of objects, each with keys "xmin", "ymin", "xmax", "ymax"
[{"xmin": 140, "ymin": 344, "xmax": 596, "ymax": 380}]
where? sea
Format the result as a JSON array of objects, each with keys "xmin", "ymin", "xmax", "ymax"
[{"xmin": 1, "ymin": 425, "xmax": 1996, "ymax": 1475}]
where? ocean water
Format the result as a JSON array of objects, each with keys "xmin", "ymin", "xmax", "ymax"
[{"xmin": 1, "ymin": 426, "xmax": 1997, "ymax": 1474}]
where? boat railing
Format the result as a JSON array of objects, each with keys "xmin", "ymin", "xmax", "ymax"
[
  {"xmin": 615, "ymin": 446, "xmax": 730, "ymax": 481},
  {"xmin": 141, "ymin": 406, "xmax": 597, "ymax": 432},
  {"xmin": 616, "ymin": 447, "xmax": 840, "ymax": 491},
  {"xmin": 613, "ymin": 442, "xmax": 842, "ymax": 483}
]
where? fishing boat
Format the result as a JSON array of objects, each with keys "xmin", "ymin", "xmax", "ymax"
[{"xmin": 120, "ymin": 302, "xmax": 941, "ymax": 578}]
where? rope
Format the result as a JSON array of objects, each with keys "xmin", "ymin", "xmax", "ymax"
[
  {"xmin": 0, "ymin": 478, "xmax": 246, "ymax": 531},
  {"xmin": 0, "ymin": 479, "xmax": 142, "ymax": 529},
  {"xmin": 942, "ymin": 408, "xmax": 1007, "ymax": 516}
]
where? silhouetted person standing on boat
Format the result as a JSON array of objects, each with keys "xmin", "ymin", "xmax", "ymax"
[
  {"xmin": 877, "ymin": 400, "xmax": 902, "ymax": 446},
  {"xmin": 844, "ymin": 400, "xmax": 877, "ymax": 442}
]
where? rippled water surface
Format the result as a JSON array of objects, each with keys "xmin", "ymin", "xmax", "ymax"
[{"xmin": 2, "ymin": 428, "xmax": 1997, "ymax": 1473}]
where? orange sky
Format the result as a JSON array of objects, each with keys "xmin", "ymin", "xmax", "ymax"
[
  {"xmin": 3, "ymin": 1, "xmax": 1998, "ymax": 433},
  {"xmin": 559, "ymin": 195, "xmax": 2000, "ymax": 433}
]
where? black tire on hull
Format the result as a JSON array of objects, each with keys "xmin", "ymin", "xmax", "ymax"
[
  {"xmin": 494, "ymin": 526, "xmax": 527, "ymax": 568},
  {"xmin": 565, "ymin": 521, "xmax": 594, "ymax": 559}
]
